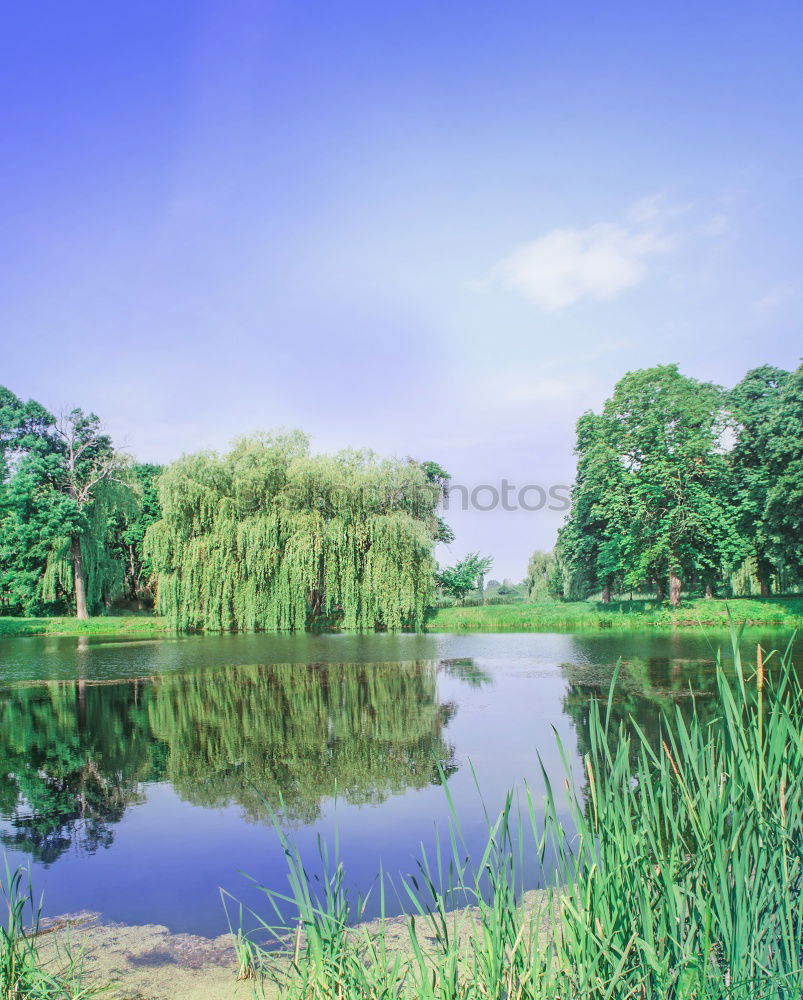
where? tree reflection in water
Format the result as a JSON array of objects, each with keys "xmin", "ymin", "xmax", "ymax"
[{"xmin": 0, "ymin": 658, "xmax": 488, "ymax": 862}]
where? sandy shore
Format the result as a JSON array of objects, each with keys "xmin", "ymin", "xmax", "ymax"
[{"xmin": 39, "ymin": 913, "xmax": 261, "ymax": 1000}]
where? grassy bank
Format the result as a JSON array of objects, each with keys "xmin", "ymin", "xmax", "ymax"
[
  {"xmin": 3, "ymin": 595, "xmax": 801, "ymax": 639},
  {"xmin": 0, "ymin": 615, "xmax": 171, "ymax": 638},
  {"xmin": 427, "ymin": 594, "xmax": 803, "ymax": 631},
  {"xmin": 238, "ymin": 636, "xmax": 802, "ymax": 998}
]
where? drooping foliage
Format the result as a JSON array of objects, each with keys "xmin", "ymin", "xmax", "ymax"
[
  {"xmin": 145, "ymin": 433, "xmax": 445, "ymax": 630},
  {"xmin": 148, "ymin": 659, "xmax": 461, "ymax": 823},
  {"xmin": 526, "ymin": 549, "xmax": 561, "ymax": 601}
]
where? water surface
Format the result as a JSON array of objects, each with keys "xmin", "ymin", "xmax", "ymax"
[{"xmin": 0, "ymin": 629, "xmax": 794, "ymax": 936}]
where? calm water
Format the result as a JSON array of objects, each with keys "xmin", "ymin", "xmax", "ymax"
[{"xmin": 0, "ymin": 629, "xmax": 796, "ymax": 936}]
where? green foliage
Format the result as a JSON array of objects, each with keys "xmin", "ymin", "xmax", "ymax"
[
  {"xmin": 239, "ymin": 636, "xmax": 803, "ymax": 998},
  {"xmin": 148, "ymin": 660, "xmax": 461, "ymax": 823},
  {"xmin": 729, "ymin": 363, "xmax": 803, "ymax": 589},
  {"xmin": 418, "ymin": 461, "xmax": 455, "ymax": 544},
  {"xmin": 555, "ymin": 363, "xmax": 803, "ymax": 605},
  {"xmin": 575, "ymin": 365, "xmax": 731, "ymax": 601},
  {"xmin": 145, "ymin": 434, "xmax": 444, "ymax": 631},
  {"xmin": 427, "ymin": 595, "xmax": 803, "ymax": 630},
  {"xmin": 526, "ymin": 550, "xmax": 562, "ymax": 601},
  {"xmin": 1, "ymin": 862, "xmax": 98, "ymax": 998},
  {"xmin": 0, "ymin": 387, "xmax": 140, "ymax": 617},
  {"xmin": 117, "ymin": 463, "xmax": 162, "ymax": 602},
  {"xmin": 436, "ymin": 552, "xmax": 493, "ymax": 602},
  {"xmin": 0, "ymin": 682, "xmax": 151, "ymax": 863},
  {"xmin": 0, "ymin": 659, "xmax": 470, "ymax": 853}
]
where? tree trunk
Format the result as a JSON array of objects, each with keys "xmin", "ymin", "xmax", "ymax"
[
  {"xmin": 655, "ymin": 578, "xmax": 665, "ymax": 602},
  {"xmin": 705, "ymin": 583, "xmax": 713, "ymax": 599},
  {"xmin": 601, "ymin": 579, "xmax": 611, "ymax": 604},
  {"xmin": 757, "ymin": 554, "xmax": 772, "ymax": 598},
  {"xmin": 72, "ymin": 535, "xmax": 89, "ymax": 620},
  {"xmin": 669, "ymin": 567, "xmax": 682, "ymax": 608}
]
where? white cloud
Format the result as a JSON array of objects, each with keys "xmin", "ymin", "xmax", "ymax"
[{"xmin": 496, "ymin": 200, "xmax": 680, "ymax": 311}]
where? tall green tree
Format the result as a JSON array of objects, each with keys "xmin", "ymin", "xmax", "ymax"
[
  {"xmin": 729, "ymin": 363, "xmax": 802, "ymax": 592},
  {"xmin": 117, "ymin": 463, "xmax": 162, "ymax": 604},
  {"xmin": 558, "ymin": 365, "xmax": 736, "ymax": 606},
  {"xmin": 45, "ymin": 409, "xmax": 132, "ymax": 618},
  {"xmin": 608, "ymin": 366, "xmax": 734, "ymax": 604},
  {"xmin": 556, "ymin": 411, "xmax": 630, "ymax": 602},
  {"xmin": 0, "ymin": 388, "xmax": 64, "ymax": 612},
  {"xmin": 0, "ymin": 387, "xmax": 133, "ymax": 617},
  {"xmin": 762, "ymin": 361, "xmax": 803, "ymax": 579},
  {"xmin": 145, "ymin": 434, "xmax": 446, "ymax": 631}
]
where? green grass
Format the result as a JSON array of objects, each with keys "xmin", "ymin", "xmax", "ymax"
[
  {"xmin": 0, "ymin": 615, "xmax": 171, "ymax": 638},
  {"xmin": 1, "ymin": 862, "xmax": 101, "ymax": 998},
  {"xmin": 235, "ymin": 631, "xmax": 803, "ymax": 998},
  {"xmin": 427, "ymin": 594, "xmax": 803, "ymax": 631},
  {"xmin": 3, "ymin": 595, "xmax": 801, "ymax": 639}
]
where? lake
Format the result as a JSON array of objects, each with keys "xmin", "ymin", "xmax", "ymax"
[{"xmin": 0, "ymin": 628, "xmax": 795, "ymax": 937}]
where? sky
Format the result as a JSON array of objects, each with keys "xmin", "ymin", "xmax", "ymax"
[{"xmin": 1, "ymin": 0, "xmax": 801, "ymax": 580}]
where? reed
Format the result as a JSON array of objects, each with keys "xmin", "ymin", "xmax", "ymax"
[
  {"xmin": 0, "ymin": 861, "xmax": 99, "ymax": 1000},
  {"xmin": 234, "ymin": 630, "xmax": 802, "ymax": 998}
]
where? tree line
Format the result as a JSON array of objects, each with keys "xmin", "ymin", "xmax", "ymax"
[
  {"xmin": 0, "ymin": 388, "xmax": 449, "ymax": 626},
  {"xmin": 0, "ymin": 388, "xmax": 161, "ymax": 618},
  {"xmin": 553, "ymin": 362, "xmax": 802, "ymax": 606},
  {"xmin": 1, "ymin": 360, "xmax": 800, "ymax": 624}
]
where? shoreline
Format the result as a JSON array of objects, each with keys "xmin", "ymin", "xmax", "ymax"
[
  {"xmin": 1, "ymin": 596, "xmax": 801, "ymax": 639},
  {"xmin": 38, "ymin": 888, "xmax": 558, "ymax": 1000}
]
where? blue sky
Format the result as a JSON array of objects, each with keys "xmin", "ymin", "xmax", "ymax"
[{"xmin": 2, "ymin": 0, "xmax": 801, "ymax": 579}]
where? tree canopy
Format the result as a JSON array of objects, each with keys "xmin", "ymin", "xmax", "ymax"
[
  {"xmin": 0, "ymin": 387, "xmax": 138, "ymax": 616},
  {"xmin": 436, "ymin": 552, "xmax": 494, "ymax": 602},
  {"xmin": 729, "ymin": 364, "xmax": 802, "ymax": 592},
  {"xmin": 556, "ymin": 362, "xmax": 803, "ymax": 604},
  {"xmin": 526, "ymin": 550, "xmax": 561, "ymax": 602},
  {"xmin": 145, "ymin": 434, "xmax": 447, "ymax": 631}
]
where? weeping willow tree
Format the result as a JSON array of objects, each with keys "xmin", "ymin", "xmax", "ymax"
[
  {"xmin": 729, "ymin": 554, "xmax": 802, "ymax": 597},
  {"xmin": 145, "ymin": 433, "xmax": 444, "ymax": 631}
]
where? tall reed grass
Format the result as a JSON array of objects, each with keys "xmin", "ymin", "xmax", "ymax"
[
  {"xmin": 234, "ymin": 630, "xmax": 802, "ymax": 998},
  {"xmin": 1, "ymin": 861, "xmax": 97, "ymax": 1000}
]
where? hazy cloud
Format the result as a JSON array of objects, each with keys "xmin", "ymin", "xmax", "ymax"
[{"xmin": 496, "ymin": 200, "xmax": 680, "ymax": 310}]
